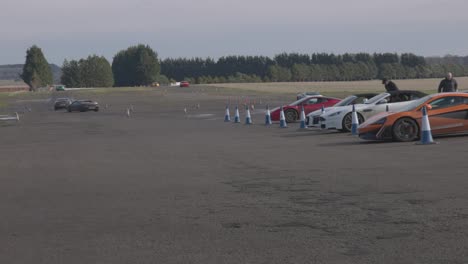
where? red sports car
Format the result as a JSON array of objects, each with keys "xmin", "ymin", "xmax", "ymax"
[
  {"xmin": 180, "ymin": 81, "xmax": 190, "ymax": 87},
  {"xmin": 271, "ymin": 95, "xmax": 341, "ymax": 122}
]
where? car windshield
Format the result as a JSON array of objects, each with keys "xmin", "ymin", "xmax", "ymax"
[
  {"xmin": 334, "ymin": 95, "xmax": 356, "ymax": 106},
  {"xmin": 365, "ymin": 93, "xmax": 390, "ymax": 105},
  {"xmin": 289, "ymin": 97, "xmax": 310, "ymax": 106},
  {"xmin": 397, "ymin": 95, "xmax": 434, "ymax": 112}
]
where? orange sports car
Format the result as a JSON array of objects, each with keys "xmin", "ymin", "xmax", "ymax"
[{"xmin": 358, "ymin": 92, "xmax": 468, "ymax": 142}]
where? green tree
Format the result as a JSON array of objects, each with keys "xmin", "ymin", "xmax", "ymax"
[
  {"xmin": 80, "ymin": 55, "xmax": 114, "ymax": 87},
  {"xmin": 267, "ymin": 65, "xmax": 291, "ymax": 82},
  {"xmin": 291, "ymin": 64, "xmax": 309, "ymax": 81},
  {"xmin": 61, "ymin": 59, "xmax": 82, "ymax": 87},
  {"xmin": 378, "ymin": 63, "xmax": 396, "ymax": 79},
  {"xmin": 155, "ymin": 74, "xmax": 170, "ymax": 85},
  {"xmin": 21, "ymin": 45, "xmax": 53, "ymax": 91},
  {"xmin": 112, "ymin": 44, "xmax": 160, "ymax": 86},
  {"xmin": 61, "ymin": 56, "xmax": 113, "ymax": 87},
  {"xmin": 309, "ymin": 64, "xmax": 323, "ymax": 81}
]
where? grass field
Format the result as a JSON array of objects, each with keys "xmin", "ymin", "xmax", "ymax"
[
  {"xmin": 1, "ymin": 77, "xmax": 467, "ymax": 111},
  {"xmin": 206, "ymin": 77, "xmax": 468, "ymax": 96},
  {"xmin": 0, "ymin": 80, "xmax": 26, "ymax": 86}
]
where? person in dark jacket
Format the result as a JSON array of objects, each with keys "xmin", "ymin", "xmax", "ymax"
[
  {"xmin": 382, "ymin": 78, "xmax": 399, "ymax": 92},
  {"xmin": 438, "ymin": 72, "xmax": 458, "ymax": 93}
]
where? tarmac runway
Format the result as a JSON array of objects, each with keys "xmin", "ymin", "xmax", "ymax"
[{"xmin": 1, "ymin": 87, "xmax": 468, "ymax": 263}]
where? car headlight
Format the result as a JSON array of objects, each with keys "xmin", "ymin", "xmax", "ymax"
[
  {"xmin": 371, "ymin": 118, "xmax": 387, "ymax": 125},
  {"xmin": 328, "ymin": 111, "xmax": 341, "ymax": 117}
]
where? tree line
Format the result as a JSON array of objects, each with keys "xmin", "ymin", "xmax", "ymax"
[
  {"xmin": 20, "ymin": 45, "xmax": 468, "ymax": 90},
  {"xmin": 161, "ymin": 53, "xmax": 468, "ymax": 84}
]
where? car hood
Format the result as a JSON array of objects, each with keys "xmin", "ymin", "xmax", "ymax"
[
  {"xmin": 307, "ymin": 108, "xmax": 331, "ymax": 117},
  {"xmin": 321, "ymin": 104, "xmax": 367, "ymax": 117}
]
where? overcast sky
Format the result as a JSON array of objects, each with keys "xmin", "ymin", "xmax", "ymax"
[{"xmin": 1, "ymin": 0, "xmax": 467, "ymax": 65}]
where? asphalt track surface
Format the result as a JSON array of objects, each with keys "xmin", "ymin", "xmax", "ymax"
[{"xmin": 1, "ymin": 88, "xmax": 468, "ymax": 264}]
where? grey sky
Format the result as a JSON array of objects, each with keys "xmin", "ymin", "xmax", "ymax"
[{"xmin": 1, "ymin": 0, "xmax": 467, "ymax": 64}]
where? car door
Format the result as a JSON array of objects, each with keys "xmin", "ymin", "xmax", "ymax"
[
  {"xmin": 70, "ymin": 101, "xmax": 80, "ymax": 111},
  {"xmin": 302, "ymin": 97, "xmax": 322, "ymax": 114},
  {"xmin": 425, "ymin": 96, "xmax": 468, "ymax": 135}
]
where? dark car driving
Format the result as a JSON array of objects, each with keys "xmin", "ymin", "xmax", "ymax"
[
  {"xmin": 67, "ymin": 100, "xmax": 100, "ymax": 112},
  {"xmin": 54, "ymin": 98, "xmax": 73, "ymax": 110}
]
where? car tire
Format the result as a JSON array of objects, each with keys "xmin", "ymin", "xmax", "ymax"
[
  {"xmin": 284, "ymin": 109, "xmax": 298, "ymax": 123},
  {"xmin": 340, "ymin": 112, "xmax": 364, "ymax": 132},
  {"xmin": 67, "ymin": 108, "xmax": 72, "ymax": 112},
  {"xmin": 392, "ymin": 117, "xmax": 419, "ymax": 142},
  {"xmin": 94, "ymin": 108, "xmax": 99, "ymax": 112}
]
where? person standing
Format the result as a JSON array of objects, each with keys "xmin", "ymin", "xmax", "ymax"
[
  {"xmin": 382, "ymin": 78, "xmax": 399, "ymax": 92},
  {"xmin": 438, "ymin": 72, "xmax": 458, "ymax": 93}
]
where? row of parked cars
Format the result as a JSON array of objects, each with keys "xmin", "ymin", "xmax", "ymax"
[
  {"xmin": 54, "ymin": 98, "xmax": 100, "ymax": 112},
  {"xmin": 274, "ymin": 90, "xmax": 468, "ymax": 142}
]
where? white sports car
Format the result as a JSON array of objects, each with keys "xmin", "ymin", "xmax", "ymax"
[
  {"xmin": 0, "ymin": 113, "xmax": 19, "ymax": 121},
  {"xmin": 306, "ymin": 93, "xmax": 378, "ymax": 127},
  {"xmin": 319, "ymin": 90, "xmax": 427, "ymax": 132}
]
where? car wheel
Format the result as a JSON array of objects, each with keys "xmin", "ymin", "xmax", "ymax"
[
  {"xmin": 284, "ymin": 109, "xmax": 298, "ymax": 123},
  {"xmin": 94, "ymin": 108, "xmax": 99, "ymax": 112},
  {"xmin": 54, "ymin": 107, "xmax": 58, "ymax": 111},
  {"xmin": 67, "ymin": 108, "xmax": 72, "ymax": 112},
  {"xmin": 340, "ymin": 112, "xmax": 364, "ymax": 132},
  {"xmin": 392, "ymin": 117, "xmax": 419, "ymax": 142}
]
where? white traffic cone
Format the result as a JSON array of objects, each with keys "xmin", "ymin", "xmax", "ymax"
[
  {"xmin": 234, "ymin": 106, "xmax": 240, "ymax": 123},
  {"xmin": 15, "ymin": 112, "xmax": 19, "ymax": 121},
  {"xmin": 265, "ymin": 105, "xmax": 272, "ymax": 125},
  {"xmin": 245, "ymin": 105, "xmax": 253, "ymax": 125},
  {"xmin": 224, "ymin": 105, "xmax": 231, "ymax": 122},
  {"xmin": 351, "ymin": 104, "xmax": 359, "ymax": 135},
  {"xmin": 299, "ymin": 105, "xmax": 307, "ymax": 129},
  {"xmin": 417, "ymin": 106, "xmax": 437, "ymax": 145},
  {"xmin": 279, "ymin": 106, "xmax": 288, "ymax": 128},
  {"xmin": 126, "ymin": 108, "xmax": 131, "ymax": 118}
]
